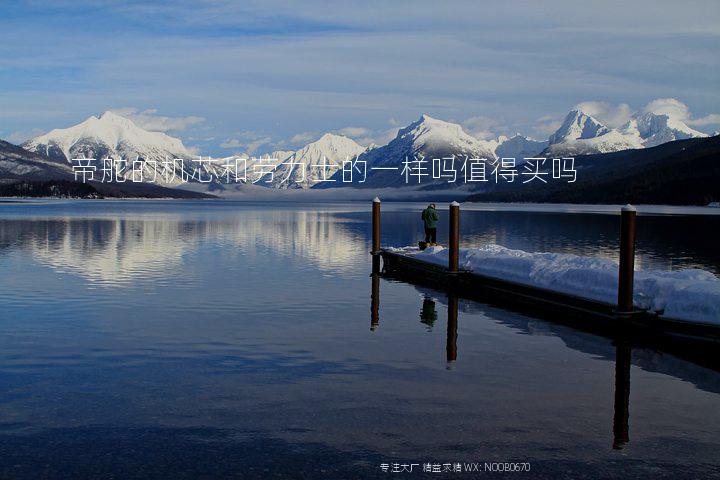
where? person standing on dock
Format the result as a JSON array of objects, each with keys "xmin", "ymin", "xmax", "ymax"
[{"xmin": 421, "ymin": 204, "xmax": 439, "ymax": 246}]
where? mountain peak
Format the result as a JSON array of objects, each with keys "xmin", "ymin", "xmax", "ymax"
[
  {"xmin": 622, "ymin": 111, "xmax": 707, "ymax": 147},
  {"xmin": 99, "ymin": 110, "xmax": 129, "ymax": 122},
  {"xmin": 316, "ymin": 132, "xmax": 351, "ymax": 143},
  {"xmin": 549, "ymin": 110, "xmax": 609, "ymax": 145},
  {"xmin": 22, "ymin": 111, "xmax": 193, "ymax": 173},
  {"xmin": 263, "ymin": 132, "xmax": 365, "ymax": 189},
  {"xmin": 305, "ymin": 133, "xmax": 363, "ymax": 152}
]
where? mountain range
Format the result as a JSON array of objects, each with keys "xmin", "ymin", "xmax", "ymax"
[
  {"xmin": 316, "ymin": 114, "xmax": 499, "ymax": 189},
  {"xmin": 3, "ymin": 106, "xmax": 716, "ymax": 198},
  {"xmin": 263, "ymin": 133, "xmax": 366, "ymax": 189},
  {"xmin": 542, "ymin": 109, "xmax": 707, "ymax": 156},
  {"xmin": 0, "ymin": 137, "xmax": 211, "ymax": 199}
]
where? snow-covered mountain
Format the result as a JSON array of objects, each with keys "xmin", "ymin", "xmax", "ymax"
[
  {"xmin": 206, "ymin": 150, "xmax": 293, "ymax": 185},
  {"xmin": 494, "ymin": 134, "xmax": 548, "ymax": 159},
  {"xmin": 23, "ymin": 111, "xmax": 197, "ymax": 186},
  {"xmin": 543, "ymin": 109, "xmax": 707, "ymax": 156},
  {"xmin": 321, "ymin": 114, "xmax": 497, "ymax": 189},
  {"xmin": 0, "ymin": 139, "xmax": 74, "ymax": 181},
  {"xmin": 262, "ymin": 133, "xmax": 366, "ymax": 189},
  {"xmin": 618, "ymin": 112, "xmax": 707, "ymax": 147},
  {"xmin": 548, "ymin": 110, "xmax": 609, "ymax": 145}
]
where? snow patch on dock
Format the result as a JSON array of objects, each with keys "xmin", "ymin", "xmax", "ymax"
[{"xmin": 387, "ymin": 244, "xmax": 720, "ymax": 324}]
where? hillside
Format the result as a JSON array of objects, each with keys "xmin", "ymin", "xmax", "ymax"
[
  {"xmin": 466, "ymin": 135, "xmax": 720, "ymax": 205},
  {"xmin": 1, "ymin": 139, "xmax": 214, "ymax": 199}
]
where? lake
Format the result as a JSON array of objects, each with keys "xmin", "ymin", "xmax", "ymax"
[{"xmin": 0, "ymin": 200, "xmax": 718, "ymax": 479}]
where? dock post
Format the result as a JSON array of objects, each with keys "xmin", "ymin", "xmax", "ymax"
[
  {"xmin": 372, "ymin": 197, "xmax": 381, "ymax": 273},
  {"xmin": 449, "ymin": 201, "xmax": 460, "ymax": 272},
  {"xmin": 617, "ymin": 204, "xmax": 637, "ymax": 315}
]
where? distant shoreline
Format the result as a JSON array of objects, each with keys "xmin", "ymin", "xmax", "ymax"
[{"xmin": 2, "ymin": 197, "xmax": 720, "ymax": 216}]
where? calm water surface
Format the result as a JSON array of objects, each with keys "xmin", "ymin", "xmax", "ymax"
[{"xmin": 0, "ymin": 200, "xmax": 718, "ymax": 479}]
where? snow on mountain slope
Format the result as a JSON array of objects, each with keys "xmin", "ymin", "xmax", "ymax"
[
  {"xmin": 392, "ymin": 114, "xmax": 497, "ymax": 163},
  {"xmin": 544, "ymin": 129, "xmax": 643, "ymax": 156},
  {"xmin": 543, "ymin": 109, "xmax": 707, "ymax": 156},
  {"xmin": 23, "ymin": 111, "xmax": 197, "ymax": 186},
  {"xmin": 263, "ymin": 133, "xmax": 365, "ymax": 189},
  {"xmin": 205, "ymin": 151, "xmax": 292, "ymax": 185},
  {"xmin": 319, "ymin": 114, "xmax": 497, "ymax": 189},
  {"xmin": 494, "ymin": 134, "xmax": 548, "ymax": 159},
  {"xmin": 619, "ymin": 112, "xmax": 707, "ymax": 147},
  {"xmin": 0, "ymin": 139, "xmax": 74, "ymax": 180},
  {"xmin": 548, "ymin": 110, "xmax": 610, "ymax": 145}
]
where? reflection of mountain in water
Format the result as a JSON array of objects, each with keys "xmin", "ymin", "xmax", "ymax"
[{"xmin": 0, "ymin": 212, "xmax": 364, "ymax": 286}]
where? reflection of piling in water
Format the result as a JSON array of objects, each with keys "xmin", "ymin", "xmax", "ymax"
[
  {"xmin": 613, "ymin": 341, "xmax": 632, "ymax": 450},
  {"xmin": 617, "ymin": 205, "xmax": 637, "ymax": 315},
  {"xmin": 446, "ymin": 295, "xmax": 459, "ymax": 367},
  {"xmin": 371, "ymin": 273, "xmax": 380, "ymax": 331},
  {"xmin": 371, "ymin": 197, "xmax": 381, "ymax": 274},
  {"xmin": 448, "ymin": 202, "xmax": 460, "ymax": 272}
]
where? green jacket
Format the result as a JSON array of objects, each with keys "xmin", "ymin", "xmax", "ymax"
[{"xmin": 421, "ymin": 207, "xmax": 439, "ymax": 229}]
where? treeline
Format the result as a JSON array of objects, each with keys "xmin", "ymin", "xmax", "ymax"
[
  {"xmin": 467, "ymin": 135, "xmax": 720, "ymax": 206},
  {"xmin": 0, "ymin": 180, "xmax": 103, "ymax": 198}
]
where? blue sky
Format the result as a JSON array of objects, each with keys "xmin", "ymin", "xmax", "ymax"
[{"xmin": 1, "ymin": 0, "xmax": 719, "ymax": 155}]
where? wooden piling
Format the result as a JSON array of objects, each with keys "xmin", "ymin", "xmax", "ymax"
[
  {"xmin": 372, "ymin": 197, "xmax": 381, "ymax": 255},
  {"xmin": 448, "ymin": 201, "xmax": 460, "ymax": 272},
  {"xmin": 617, "ymin": 205, "xmax": 637, "ymax": 315}
]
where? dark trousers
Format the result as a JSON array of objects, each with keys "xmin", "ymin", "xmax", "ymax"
[{"xmin": 424, "ymin": 227, "xmax": 436, "ymax": 244}]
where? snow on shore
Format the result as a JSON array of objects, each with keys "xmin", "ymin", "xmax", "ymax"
[{"xmin": 388, "ymin": 244, "xmax": 720, "ymax": 324}]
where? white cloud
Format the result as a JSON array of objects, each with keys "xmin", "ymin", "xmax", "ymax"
[
  {"xmin": 220, "ymin": 130, "xmax": 273, "ymax": 153},
  {"xmin": 336, "ymin": 126, "xmax": 371, "ymax": 137},
  {"xmin": 642, "ymin": 98, "xmax": 691, "ymax": 121},
  {"xmin": 4, "ymin": 128, "xmax": 45, "ymax": 144},
  {"xmin": 110, "ymin": 108, "xmax": 205, "ymax": 132},
  {"xmin": 348, "ymin": 126, "xmax": 399, "ymax": 147},
  {"xmin": 574, "ymin": 101, "xmax": 632, "ymax": 128},
  {"xmin": 462, "ymin": 116, "xmax": 503, "ymax": 140},
  {"xmin": 642, "ymin": 98, "xmax": 720, "ymax": 127},
  {"xmin": 687, "ymin": 113, "xmax": 720, "ymax": 126},
  {"xmin": 244, "ymin": 137, "xmax": 272, "ymax": 155},
  {"xmin": 532, "ymin": 115, "xmax": 562, "ymax": 137},
  {"xmin": 290, "ymin": 132, "xmax": 317, "ymax": 144},
  {"xmin": 220, "ymin": 138, "xmax": 243, "ymax": 148}
]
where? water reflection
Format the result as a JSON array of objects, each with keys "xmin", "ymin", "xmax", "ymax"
[
  {"xmin": 2, "ymin": 204, "xmax": 718, "ymax": 288},
  {"xmin": 0, "ymin": 211, "xmax": 364, "ymax": 286},
  {"xmin": 0, "ymin": 202, "xmax": 718, "ymax": 477},
  {"xmin": 368, "ymin": 274, "xmax": 718, "ymax": 453},
  {"xmin": 419, "ymin": 297, "xmax": 438, "ymax": 331},
  {"xmin": 370, "ymin": 272, "xmax": 380, "ymax": 331},
  {"xmin": 446, "ymin": 295, "xmax": 458, "ymax": 369},
  {"xmin": 613, "ymin": 340, "xmax": 632, "ymax": 450}
]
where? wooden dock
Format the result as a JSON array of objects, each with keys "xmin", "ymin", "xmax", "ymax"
[{"xmin": 370, "ymin": 199, "xmax": 720, "ymax": 362}]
